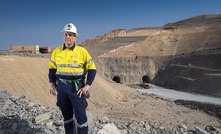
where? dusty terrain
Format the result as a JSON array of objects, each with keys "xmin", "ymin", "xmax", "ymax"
[
  {"xmin": 0, "ymin": 55, "xmax": 220, "ymax": 130},
  {"xmin": 1, "ymin": 14, "xmax": 221, "ymax": 132}
]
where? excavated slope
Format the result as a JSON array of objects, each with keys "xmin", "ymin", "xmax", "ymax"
[{"xmin": 0, "ymin": 55, "xmax": 128, "ymax": 115}]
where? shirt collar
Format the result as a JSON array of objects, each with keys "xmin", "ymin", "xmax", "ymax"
[{"xmin": 62, "ymin": 43, "xmax": 75, "ymax": 51}]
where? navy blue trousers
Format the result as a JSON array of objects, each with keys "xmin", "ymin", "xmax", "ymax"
[{"xmin": 56, "ymin": 81, "xmax": 88, "ymax": 134}]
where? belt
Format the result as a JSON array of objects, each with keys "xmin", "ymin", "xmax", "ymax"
[{"xmin": 58, "ymin": 78, "xmax": 82, "ymax": 91}]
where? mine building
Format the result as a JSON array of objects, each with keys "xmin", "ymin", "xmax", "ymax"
[{"xmin": 10, "ymin": 45, "xmax": 51, "ymax": 54}]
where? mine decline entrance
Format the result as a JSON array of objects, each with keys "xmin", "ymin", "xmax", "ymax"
[
  {"xmin": 142, "ymin": 75, "xmax": 150, "ymax": 83},
  {"xmin": 112, "ymin": 76, "xmax": 122, "ymax": 83}
]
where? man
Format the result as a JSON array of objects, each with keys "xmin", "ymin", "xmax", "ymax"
[{"xmin": 48, "ymin": 23, "xmax": 96, "ymax": 134}]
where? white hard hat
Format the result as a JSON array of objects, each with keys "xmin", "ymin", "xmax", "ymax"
[{"xmin": 61, "ymin": 23, "xmax": 78, "ymax": 36}]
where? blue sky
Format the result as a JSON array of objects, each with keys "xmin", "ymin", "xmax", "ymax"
[{"xmin": 0, "ymin": 0, "xmax": 221, "ymax": 50}]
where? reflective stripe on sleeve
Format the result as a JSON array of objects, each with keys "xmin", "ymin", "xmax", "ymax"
[
  {"xmin": 86, "ymin": 58, "xmax": 93, "ymax": 64},
  {"xmin": 50, "ymin": 59, "xmax": 56, "ymax": 66}
]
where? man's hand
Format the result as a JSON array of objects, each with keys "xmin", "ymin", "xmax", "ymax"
[
  {"xmin": 49, "ymin": 82, "xmax": 57, "ymax": 96},
  {"xmin": 77, "ymin": 84, "xmax": 90, "ymax": 98}
]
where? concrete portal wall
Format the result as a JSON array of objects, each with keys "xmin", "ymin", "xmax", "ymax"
[{"xmin": 96, "ymin": 57, "xmax": 169, "ymax": 84}]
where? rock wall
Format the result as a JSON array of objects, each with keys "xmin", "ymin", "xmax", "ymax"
[
  {"xmin": 96, "ymin": 48, "xmax": 221, "ymax": 98},
  {"xmin": 152, "ymin": 48, "xmax": 221, "ymax": 97},
  {"xmin": 95, "ymin": 56, "xmax": 171, "ymax": 84}
]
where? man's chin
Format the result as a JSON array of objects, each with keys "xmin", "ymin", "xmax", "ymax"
[{"xmin": 65, "ymin": 43, "xmax": 73, "ymax": 48}]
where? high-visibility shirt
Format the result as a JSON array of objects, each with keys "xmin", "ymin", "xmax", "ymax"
[{"xmin": 48, "ymin": 44, "xmax": 96, "ymax": 85}]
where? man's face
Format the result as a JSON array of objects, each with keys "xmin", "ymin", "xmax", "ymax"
[{"xmin": 63, "ymin": 32, "xmax": 77, "ymax": 47}]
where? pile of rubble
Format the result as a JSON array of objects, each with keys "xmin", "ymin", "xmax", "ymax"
[
  {"xmin": 94, "ymin": 117, "xmax": 221, "ymax": 134},
  {"xmin": 0, "ymin": 90, "xmax": 64, "ymax": 134},
  {"xmin": 0, "ymin": 90, "xmax": 220, "ymax": 134}
]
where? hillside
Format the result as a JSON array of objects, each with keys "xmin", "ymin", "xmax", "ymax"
[
  {"xmin": 0, "ymin": 55, "xmax": 128, "ymax": 115},
  {"xmin": 82, "ymin": 14, "xmax": 221, "ymax": 58},
  {"xmin": 81, "ymin": 14, "xmax": 221, "ymax": 98}
]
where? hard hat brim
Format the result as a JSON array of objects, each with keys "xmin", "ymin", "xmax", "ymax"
[{"xmin": 61, "ymin": 30, "xmax": 79, "ymax": 36}]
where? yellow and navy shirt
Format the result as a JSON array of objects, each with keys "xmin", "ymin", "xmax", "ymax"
[{"xmin": 48, "ymin": 44, "xmax": 96, "ymax": 85}]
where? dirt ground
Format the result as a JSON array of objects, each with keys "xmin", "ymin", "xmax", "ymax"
[{"xmin": 0, "ymin": 55, "xmax": 220, "ymax": 130}]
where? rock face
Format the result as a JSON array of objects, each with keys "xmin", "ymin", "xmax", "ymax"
[
  {"xmin": 84, "ymin": 14, "xmax": 221, "ymax": 98},
  {"xmin": 95, "ymin": 48, "xmax": 221, "ymax": 98},
  {"xmin": 96, "ymin": 56, "xmax": 169, "ymax": 84},
  {"xmin": 152, "ymin": 48, "xmax": 221, "ymax": 97}
]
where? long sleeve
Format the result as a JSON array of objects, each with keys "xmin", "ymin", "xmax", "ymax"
[
  {"xmin": 86, "ymin": 69, "xmax": 96, "ymax": 85},
  {"xmin": 48, "ymin": 69, "xmax": 57, "ymax": 82}
]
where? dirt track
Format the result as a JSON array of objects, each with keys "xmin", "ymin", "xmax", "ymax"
[{"xmin": 0, "ymin": 55, "xmax": 220, "ymax": 130}]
